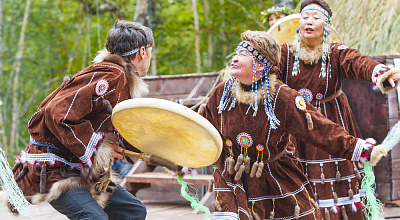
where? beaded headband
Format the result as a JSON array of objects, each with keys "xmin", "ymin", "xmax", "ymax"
[
  {"xmin": 237, "ymin": 41, "xmax": 269, "ymax": 63},
  {"xmin": 301, "ymin": 5, "xmax": 331, "ymax": 21},
  {"xmin": 218, "ymin": 41, "xmax": 280, "ymax": 129},
  {"xmin": 121, "ymin": 45, "xmax": 151, "ymax": 57},
  {"xmin": 121, "ymin": 48, "xmax": 140, "ymax": 57},
  {"xmin": 292, "ymin": 5, "xmax": 331, "ymax": 78}
]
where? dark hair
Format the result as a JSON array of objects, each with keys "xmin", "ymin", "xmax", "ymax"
[
  {"xmin": 105, "ymin": 20, "xmax": 154, "ymax": 60},
  {"xmin": 300, "ymin": 0, "xmax": 332, "ymax": 17}
]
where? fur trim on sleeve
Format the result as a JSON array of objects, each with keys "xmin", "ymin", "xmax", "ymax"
[
  {"xmin": 370, "ymin": 145, "xmax": 387, "ymax": 166},
  {"xmin": 92, "ymin": 132, "xmax": 118, "ymax": 174},
  {"xmin": 376, "ymin": 68, "xmax": 400, "ymax": 95}
]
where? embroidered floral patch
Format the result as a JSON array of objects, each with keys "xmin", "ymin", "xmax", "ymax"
[
  {"xmin": 315, "ymin": 93, "xmax": 323, "ymax": 100},
  {"xmin": 298, "ymin": 88, "xmax": 313, "ymax": 102},
  {"xmin": 295, "ymin": 96, "xmax": 307, "ymax": 111},
  {"xmin": 236, "ymin": 132, "xmax": 253, "ymax": 148},
  {"xmin": 95, "ymin": 80, "xmax": 109, "ymax": 96},
  {"xmin": 256, "ymin": 144, "xmax": 264, "ymax": 151},
  {"xmin": 225, "ymin": 139, "xmax": 233, "ymax": 147}
]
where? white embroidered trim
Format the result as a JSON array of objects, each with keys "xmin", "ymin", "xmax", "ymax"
[
  {"xmin": 249, "ymin": 180, "xmax": 309, "ymax": 201},
  {"xmin": 213, "ymin": 212, "xmax": 239, "ymax": 220},
  {"xmin": 214, "ymin": 188, "xmax": 232, "ymax": 192},
  {"xmin": 351, "ymin": 139, "xmax": 365, "ymax": 161},
  {"xmin": 372, "ymin": 64, "xmax": 387, "ymax": 84},
  {"xmin": 238, "ymin": 206, "xmax": 250, "ymax": 219},
  {"xmin": 93, "ymin": 64, "xmax": 124, "ymax": 74},
  {"xmin": 298, "ymin": 158, "xmax": 346, "ymax": 163},
  {"xmin": 318, "ymin": 193, "xmax": 362, "ymax": 208},
  {"xmin": 18, "ymin": 151, "xmax": 81, "ymax": 170},
  {"xmin": 309, "ymin": 171, "xmax": 363, "ymax": 183},
  {"xmin": 274, "ymin": 207, "xmax": 315, "ymax": 220},
  {"xmin": 79, "ymin": 132, "xmax": 103, "ymax": 167}
]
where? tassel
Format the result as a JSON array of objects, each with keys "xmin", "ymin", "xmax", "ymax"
[
  {"xmin": 314, "ymin": 193, "xmax": 318, "ymax": 200},
  {"xmin": 12, "ymin": 162, "xmax": 22, "ymax": 173},
  {"xmin": 227, "ymin": 157, "xmax": 235, "ymax": 175},
  {"xmin": 40, "ymin": 162, "xmax": 47, "ymax": 194},
  {"xmin": 244, "ymin": 156, "xmax": 251, "ymax": 173},
  {"xmin": 208, "ymin": 179, "xmax": 214, "ymax": 192},
  {"xmin": 325, "ymin": 208, "xmax": 331, "ymax": 220},
  {"xmin": 102, "ymin": 99, "xmax": 113, "ymax": 114},
  {"xmin": 336, "ymin": 170, "xmax": 341, "ymax": 182},
  {"xmin": 250, "ymin": 161, "xmax": 259, "ymax": 178},
  {"xmin": 214, "ymin": 200, "xmax": 222, "ymax": 211},
  {"xmin": 333, "ymin": 191, "xmax": 338, "ymax": 203},
  {"xmin": 354, "ymin": 167, "xmax": 361, "ymax": 179},
  {"xmin": 309, "ymin": 198, "xmax": 319, "ymax": 210},
  {"xmin": 15, "ymin": 163, "xmax": 29, "ymax": 182},
  {"xmin": 348, "ymin": 188, "xmax": 354, "ymax": 200},
  {"xmin": 341, "ymin": 205, "xmax": 348, "ymax": 220},
  {"xmin": 269, "ymin": 211, "xmax": 274, "ymax": 220},
  {"xmin": 317, "ymin": 106, "xmax": 321, "ymax": 113},
  {"xmin": 256, "ymin": 161, "xmax": 264, "ymax": 178},
  {"xmin": 234, "ymin": 164, "xmax": 245, "ymax": 181},
  {"xmin": 321, "ymin": 173, "xmax": 325, "ymax": 184},
  {"xmin": 294, "ymin": 205, "xmax": 300, "ymax": 219},
  {"xmin": 253, "ymin": 211, "xmax": 261, "ymax": 220},
  {"xmin": 249, "ymin": 212, "xmax": 254, "ymax": 220},
  {"xmin": 331, "ymin": 205, "xmax": 338, "ymax": 214},
  {"xmin": 306, "ymin": 112, "xmax": 313, "ymax": 131},
  {"xmin": 234, "ymin": 154, "xmax": 244, "ymax": 171}
]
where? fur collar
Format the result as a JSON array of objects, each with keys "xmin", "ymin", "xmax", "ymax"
[
  {"xmin": 93, "ymin": 49, "xmax": 149, "ymax": 98},
  {"xmin": 236, "ymin": 74, "xmax": 278, "ymax": 105},
  {"xmin": 288, "ymin": 35, "xmax": 333, "ymax": 65}
]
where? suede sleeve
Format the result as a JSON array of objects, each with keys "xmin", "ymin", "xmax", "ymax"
[
  {"xmin": 280, "ymin": 85, "xmax": 359, "ymax": 160},
  {"xmin": 335, "ymin": 44, "xmax": 382, "ymax": 82}
]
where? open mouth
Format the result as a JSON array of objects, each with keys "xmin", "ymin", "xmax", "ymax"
[{"xmin": 305, "ymin": 28, "xmax": 314, "ymax": 33}]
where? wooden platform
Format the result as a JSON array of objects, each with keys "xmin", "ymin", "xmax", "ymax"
[{"xmin": 125, "ymin": 172, "xmax": 212, "ymax": 185}]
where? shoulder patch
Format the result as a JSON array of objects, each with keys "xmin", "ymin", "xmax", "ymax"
[
  {"xmin": 337, "ymin": 45, "xmax": 349, "ymax": 50},
  {"xmin": 295, "ymin": 96, "xmax": 307, "ymax": 111},
  {"xmin": 95, "ymin": 80, "xmax": 109, "ymax": 96}
]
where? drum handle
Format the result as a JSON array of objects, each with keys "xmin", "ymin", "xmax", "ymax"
[{"xmin": 122, "ymin": 149, "xmax": 179, "ymax": 171}]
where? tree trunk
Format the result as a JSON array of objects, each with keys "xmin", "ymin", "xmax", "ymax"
[
  {"xmin": 203, "ymin": 0, "xmax": 213, "ymax": 70},
  {"xmin": 10, "ymin": 0, "xmax": 31, "ymax": 153},
  {"xmin": 0, "ymin": 0, "xmax": 3, "ymax": 78},
  {"xmin": 134, "ymin": 0, "xmax": 157, "ymax": 75},
  {"xmin": 219, "ymin": 0, "xmax": 227, "ymax": 59},
  {"xmin": 192, "ymin": 0, "xmax": 201, "ymax": 73}
]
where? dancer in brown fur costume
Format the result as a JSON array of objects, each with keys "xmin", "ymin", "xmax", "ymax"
[
  {"xmin": 12, "ymin": 20, "xmax": 153, "ymax": 220},
  {"xmin": 202, "ymin": 30, "xmax": 387, "ymax": 220}
]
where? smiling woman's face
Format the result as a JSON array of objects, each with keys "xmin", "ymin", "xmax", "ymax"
[
  {"xmin": 230, "ymin": 41, "xmax": 261, "ymax": 85},
  {"xmin": 299, "ymin": 4, "xmax": 327, "ymax": 46}
]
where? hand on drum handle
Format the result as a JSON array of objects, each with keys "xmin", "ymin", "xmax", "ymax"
[{"xmin": 111, "ymin": 144, "xmax": 124, "ymax": 160}]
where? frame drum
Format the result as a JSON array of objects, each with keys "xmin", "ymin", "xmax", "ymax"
[{"xmin": 112, "ymin": 98, "xmax": 222, "ymax": 168}]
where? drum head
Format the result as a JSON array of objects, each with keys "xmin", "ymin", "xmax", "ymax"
[
  {"xmin": 267, "ymin": 14, "xmax": 342, "ymax": 44},
  {"xmin": 112, "ymin": 98, "xmax": 222, "ymax": 168}
]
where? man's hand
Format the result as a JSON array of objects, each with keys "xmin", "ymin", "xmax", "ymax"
[{"xmin": 111, "ymin": 144, "xmax": 124, "ymax": 160}]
